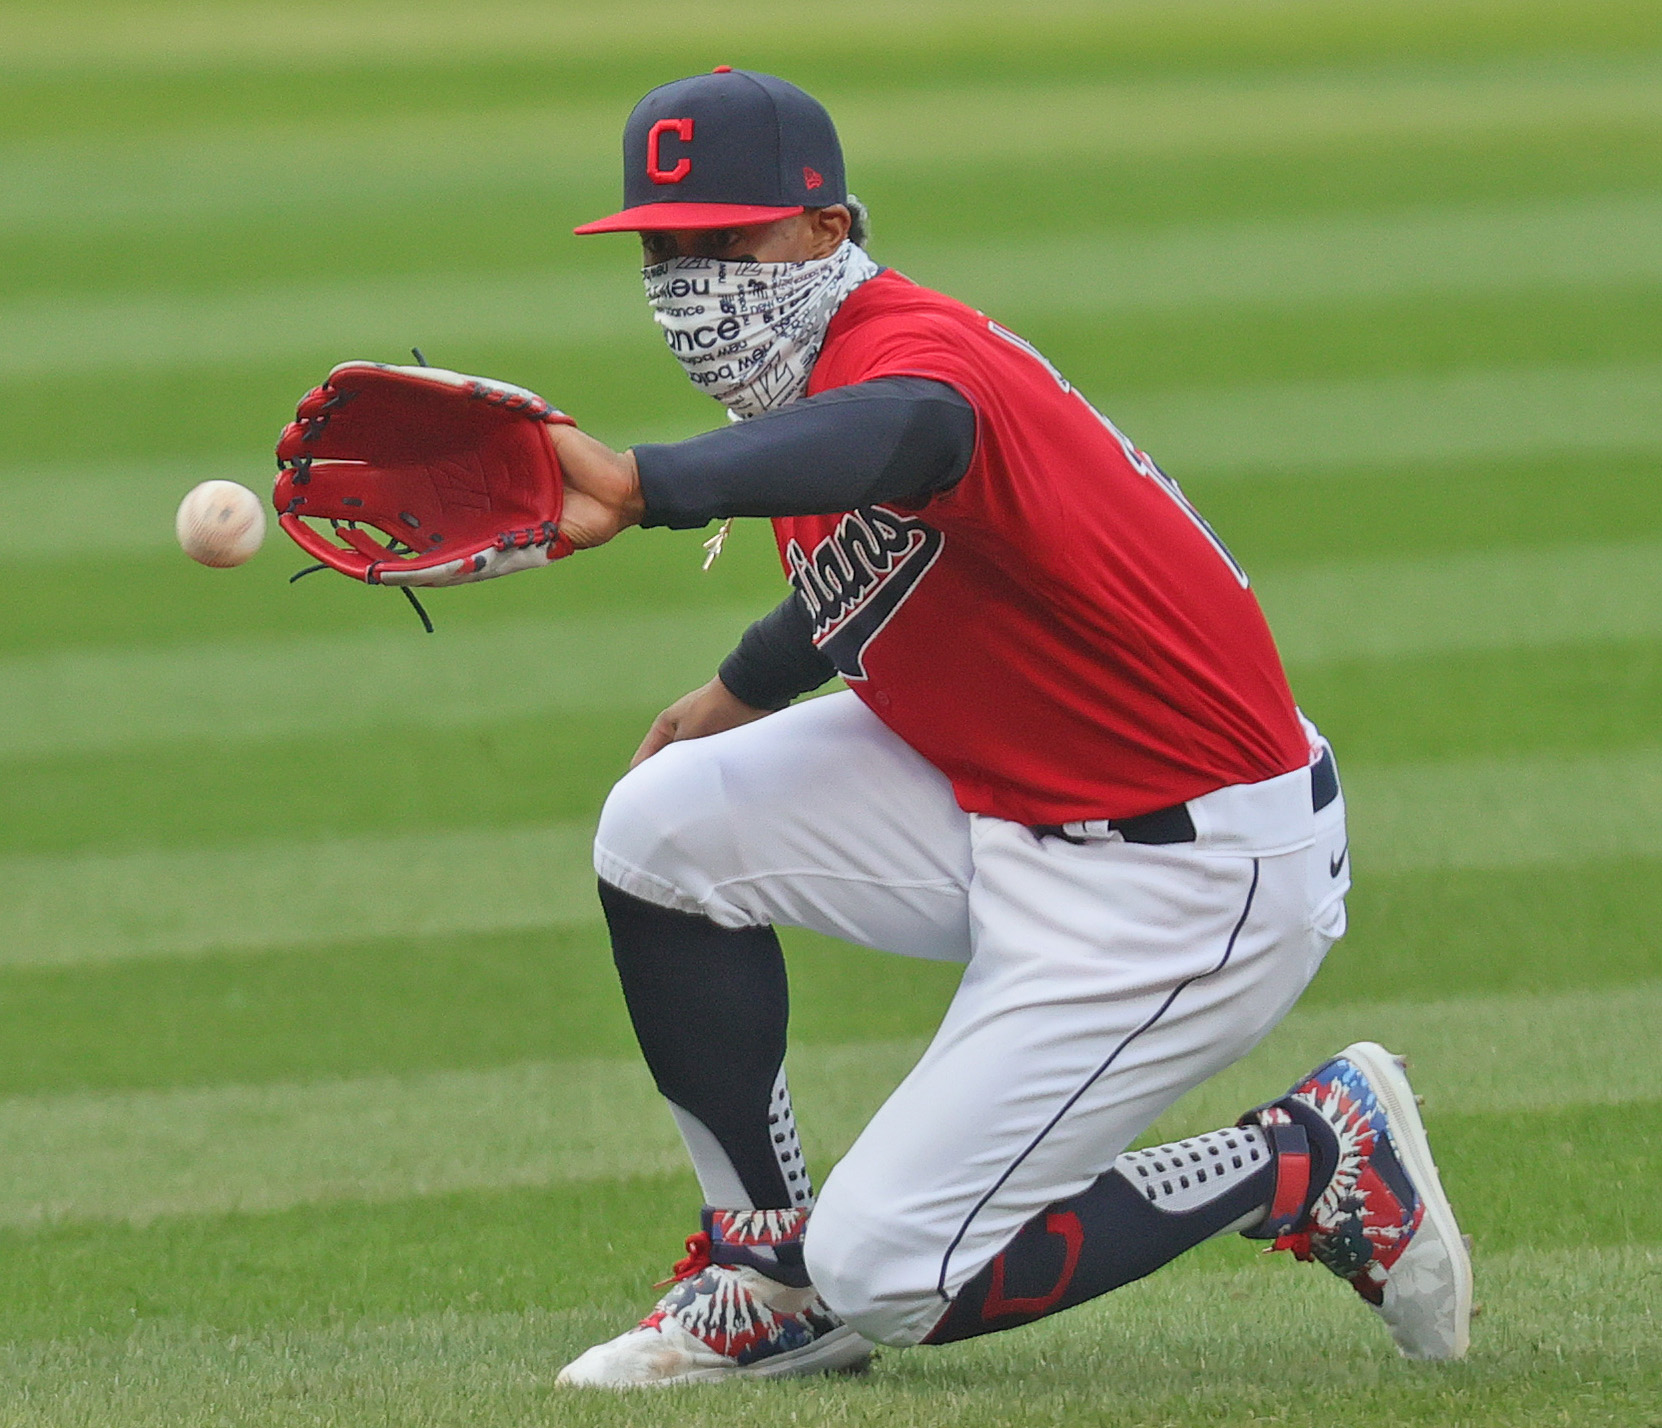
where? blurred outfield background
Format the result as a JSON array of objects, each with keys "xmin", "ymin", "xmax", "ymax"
[{"xmin": 1, "ymin": 1, "xmax": 1658, "ymax": 1423}]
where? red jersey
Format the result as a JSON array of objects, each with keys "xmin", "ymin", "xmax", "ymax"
[{"xmin": 774, "ymin": 268, "xmax": 1307, "ymax": 824}]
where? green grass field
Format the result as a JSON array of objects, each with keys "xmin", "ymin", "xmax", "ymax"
[{"xmin": 3, "ymin": 1, "xmax": 1659, "ymax": 1422}]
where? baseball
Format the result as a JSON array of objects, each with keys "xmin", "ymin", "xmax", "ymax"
[{"xmin": 175, "ymin": 480, "xmax": 267, "ymax": 567}]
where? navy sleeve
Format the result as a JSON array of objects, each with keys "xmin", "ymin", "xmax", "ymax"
[
  {"xmin": 717, "ymin": 593, "xmax": 836, "ymax": 711},
  {"xmin": 633, "ymin": 376, "xmax": 976, "ymax": 529}
]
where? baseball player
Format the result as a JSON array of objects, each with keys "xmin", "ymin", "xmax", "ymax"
[{"xmin": 538, "ymin": 68, "xmax": 1472, "ymax": 1386}]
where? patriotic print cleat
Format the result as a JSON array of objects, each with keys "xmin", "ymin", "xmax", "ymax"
[
  {"xmin": 1246, "ymin": 1042, "xmax": 1473, "ymax": 1360},
  {"xmin": 556, "ymin": 1208, "xmax": 873, "ymax": 1387}
]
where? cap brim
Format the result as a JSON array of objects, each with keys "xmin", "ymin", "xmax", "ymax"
[{"xmin": 573, "ymin": 201, "xmax": 806, "ymax": 235}]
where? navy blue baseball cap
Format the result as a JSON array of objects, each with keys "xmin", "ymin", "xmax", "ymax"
[{"xmin": 574, "ymin": 67, "xmax": 847, "ymax": 234}]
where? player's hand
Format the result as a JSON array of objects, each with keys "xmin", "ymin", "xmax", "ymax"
[
  {"xmin": 631, "ymin": 677, "xmax": 773, "ymax": 767},
  {"xmin": 546, "ymin": 425, "xmax": 647, "ymax": 549}
]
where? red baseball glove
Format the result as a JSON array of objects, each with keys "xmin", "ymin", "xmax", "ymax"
[{"xmin": 274, "ymin": 362, "xmax": 577, "ymax": 588}]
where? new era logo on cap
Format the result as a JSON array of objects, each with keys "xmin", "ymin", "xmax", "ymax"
[{"xmin": 574, "ymin": 68, "xmax": 848, "ymax": 234}]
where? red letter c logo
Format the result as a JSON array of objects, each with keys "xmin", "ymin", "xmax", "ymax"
[
  {"xmin": 647, "ymin": 118, "xmax": 694, "ymax": 185},
  {"xmin": 980, "ymin": 1212, "xmax": 1084, "ymax": 1322}
]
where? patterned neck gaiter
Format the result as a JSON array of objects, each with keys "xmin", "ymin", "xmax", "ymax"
[{"xmin": 644, "ymin": 241, "xmax": 880, "ymax": 420}]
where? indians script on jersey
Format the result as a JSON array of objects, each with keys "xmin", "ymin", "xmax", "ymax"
[{"xmin": 785, "ymin": 506, "xmax": 944, "ymax": 680}]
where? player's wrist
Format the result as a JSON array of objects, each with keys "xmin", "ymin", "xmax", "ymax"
[
  {"xmin": 618, "ymin": 449, "xmax": 646, "ymax": 529},
  {"xmin": 712, "ymin": 673, "xmax": 770, "ymax": 716}
]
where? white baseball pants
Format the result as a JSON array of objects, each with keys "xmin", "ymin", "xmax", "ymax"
[{"xmin": 594, "ymin": 690, "xmax": 1350, "ymax": 1346}]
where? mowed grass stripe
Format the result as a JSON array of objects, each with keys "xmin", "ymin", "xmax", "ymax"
[
  {"xmin": 882, "ymin": 192, "xmax": 1662, "ymax": 317},
  {"xmin": 1254, "ymin": 539, "xmax": 1662, "ymax": 663},
  {"xmin": 0, "ymin": 540, "xmax": 1653, "ymax": 759},
  {"xmin": 0, "ymin": 268, "xmax": 644, "ymax": 381},
  {"xmin": 1347, "ymin": 744, "xmax": 1662, "ymax": 875},
  {"xmin": 0, "ymin": 851, "xmax": 1650, "ymax": 1100},
  {"xmin": 0, "ymin": 607, "xmax": 753, "ymax": 761},
  {"xmin": 1, "ymin": 360, "xmax": 1651, "ymax": 491},
  {"xmin": 842, "ymin": 61, "xmax": 1662, "ymax": 163},
  {"xmin": 0, "ymin": 1056, "xmax": 678, "ymax": 1227},
  {"xmin": 4, "ymin": 365, "xmax": 1653, "ymax": 566},
  {"xmin": 5, "ymin": 822, "xmax": 601, "ymax": 967},
  {"xmin": 0, "ymin": 853, "xmax": 1652, "ymax": 1100},
  {"xmin": 11, "ymin": 182, "xmax": 1662, "ymax": 322},
  {"xmin": 5, "ymin": 741, "xmax": 1661, "ymax": 967},
  {"xmin": 10, "ymin": 361, "xmax": 1659, "ymax": 561},
  {"xmin": 0, "ymin": 980, "xmax": 1652, "ymax": 1227},
  {"xmin": 8, "ymin": 193, "xmax": 1662, "ymax": 377},
  {"xmin": 0, "ymin": 1243, "xmax": 1652, "ymax": 1428},
  {"xmin": 0, "ymin": 458, "xmax": 262, "ymax": 561},
  {"xmin": 3, "ymin": 0, "xmax": 1649, "ymax": 69},
  {"xmin": 0, "ymin": 1106, "xmax": 1646, "ymax": 1344},
  {"xmin": 1142, "ymin": 981, "xmax": 1662, "ymax": 1139},
  {"xmin": 5, "ymin": 56, "xmax": 1660, "ymax": 237},
  {"xmin": 1117, "ymin": 360, "xmax": 1662, "ymax": 475}
]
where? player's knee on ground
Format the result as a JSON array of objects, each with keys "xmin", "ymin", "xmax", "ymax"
[
  {"xmin": 804, "ymin": 1182, "xmax": 950, "ymax": 1347},
  {"xmin": 593, "ymin": 739, "xmax": 742, "ymax": 922}
]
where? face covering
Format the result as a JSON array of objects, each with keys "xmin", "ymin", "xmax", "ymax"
[{"xmin": 644, "ymin": 241, "xmax": 880, "ymax": 420}]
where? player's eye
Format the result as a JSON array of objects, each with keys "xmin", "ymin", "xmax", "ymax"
[{"xmin": 696, "ymin": 229, "xmax": 748, "ymax": 258}]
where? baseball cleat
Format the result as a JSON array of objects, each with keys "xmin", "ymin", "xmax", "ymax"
[
  {"xmin": 1247, "ymin": 1041, "xmax": 1473, "ymax": 1360},
  {"xmin": 557, "ymin": 1209, "xmax": 873, "ymax": 1388}
]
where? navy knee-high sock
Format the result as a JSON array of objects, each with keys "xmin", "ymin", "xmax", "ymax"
[
  {"xmin": 599, "ymin": 880, "xmax": 810, "ymax": 1210},
  {"xmin": 926, "ymin": 1121, "xmax": 1330, "ymax": 1342}
]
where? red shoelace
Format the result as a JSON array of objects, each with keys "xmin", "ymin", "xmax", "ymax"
[{"xmin": 653, "ymin": 1230, "xmax": 713, "ymax": 1289}]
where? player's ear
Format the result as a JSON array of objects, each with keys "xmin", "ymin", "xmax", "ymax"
[{"xmin": 805, "ymin": 205, "xmax": 851, "ymax": 258}]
